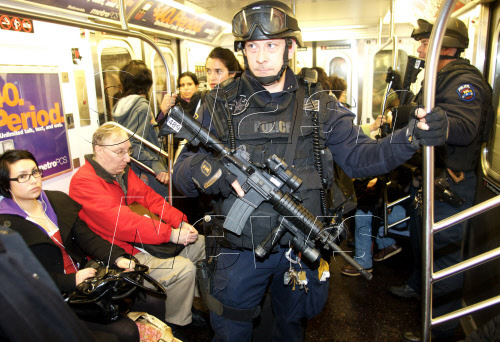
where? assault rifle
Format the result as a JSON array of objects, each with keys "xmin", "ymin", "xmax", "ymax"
[{"xmin": 161, "ymin": 106, "xmax": 372, "ymax": 280}]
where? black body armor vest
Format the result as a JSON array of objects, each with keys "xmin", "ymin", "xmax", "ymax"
[{"xmin": 205, "ymin": 72, "xmax": 334, "ymax": 249}]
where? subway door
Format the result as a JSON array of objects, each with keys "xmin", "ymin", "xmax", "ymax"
[
  {"xmin": 456, "ymin": 4, "xmax": 489, "ymax": 73},
  {"xmin": 147, "ymin": 44, "xmax": 178, "ymax": 115},
  {"xmin": 93, "ymin": 35, "xmax": 139, "ymax": 125},
  {"xmin": 361, "ymin": 42, "xmax": 412, "ymax": 128},
  {"xmin": 0, "ymin": 20, "xmax": 99, "ymax": 192},
  {"xmin": 295, "ymin": 42, "xmax": 313, "ymax": 74},
  {"xmin": 179, "ymin": 40, "xmax": 213, "ymax": 91},
  {"xmin": 464, "ymin": 0, "xmax": 500, "ymax": 330},
  {"xmin": 316, "ymin": 43, "xmax": 358, "ymax": 116}
]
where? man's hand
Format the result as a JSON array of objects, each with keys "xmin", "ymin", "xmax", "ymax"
[
  {"xmin": 156, "ymin": 171, "xmax": 170, "ymax": 184},
  {"xmin": 75, "ymin": 267, "xmax": 97, "ymax": 285},
  {"xmin": 169, "ymin": 222, "xmax": 199, "ymax": 245},
  {"xmin": 115, "ymin": 256, "xmax": 136, "ymax": 271},
  {"xmin": 407, "ymin": 107, "xmax": 448, "ymax": 147},
  {"xmin": 369, "ymin": 115, "xmax": 387, "ymax": 133},
  {"xmin": 190, "ymin": 155, "xmax": 244, "ymax": 197}
]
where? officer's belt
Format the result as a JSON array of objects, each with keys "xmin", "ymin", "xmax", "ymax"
[{"xmin": 204, "ymin": 293, "xmax": 261, "ymax": 322}]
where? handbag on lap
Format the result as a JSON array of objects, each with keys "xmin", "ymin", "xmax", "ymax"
[
  {"xmin": 129, "ymin": 202, "xmax": 185, "ymax": 258},
  {"xmin": 65, "ymin": 260, "xmax": 166, "ymax": 324}
]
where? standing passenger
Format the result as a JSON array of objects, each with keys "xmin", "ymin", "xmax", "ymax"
[
  {"xmin": 113, "ymin": 60, "xmax": 169, "ymax": 198},
  {"xmin": 172, "ymin": 1, "xmax": 447, "ymax": 341},
  {"xmin": 206, "ymin": 47, "xmax": 243, "ymax": 90},
  {"xmin": 389, "ymin": 18, "xmax": 492, "ymax": 341},
  {"xmin": 176, "ymin": 72, "xmax": 201, "ymax": 117}
]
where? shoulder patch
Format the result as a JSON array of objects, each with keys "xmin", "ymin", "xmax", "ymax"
[{"xmin": 457, "ymin": 84, "xmax": 475, "ymax": 102}]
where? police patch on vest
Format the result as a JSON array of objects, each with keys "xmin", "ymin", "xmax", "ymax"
[
  {"xmin": 254, "ymin": 120, "xmax": 291, "ymax": 134},
  {"xmin": 457, "ymin": 84, "xmax": 475, "ymax": 102},
  {"xmin": 201, "ymin": 160, "xmax": 212, "ymax": 176},
  {"xmin": 232, "ymin": 95, "xmax": 248, "ymax": 115},
  {"xmin": 303, "ymin": 99, "xmax": 320, "ymax": 111}
]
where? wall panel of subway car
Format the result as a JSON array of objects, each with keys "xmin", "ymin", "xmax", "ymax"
[{"xmin": 0, "ymin": 0, "xmax": 498, "ymax": 341}]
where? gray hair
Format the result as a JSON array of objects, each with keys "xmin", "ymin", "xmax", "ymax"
[{"xmin": 92, "ymin": 123, "xmax": 129, "ymax": 153}]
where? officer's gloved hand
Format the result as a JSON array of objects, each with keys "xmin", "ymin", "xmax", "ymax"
[
  {"xmin": 386, "ymin": 67, "xmax": 402, "ymax": 92},
  {"xmin": 407, "ymin": 107, "xmax": 448, "ymax": 148},
  {"xmin": 190, "ymin": 154, "xmax": 237, "ymax": 197}
]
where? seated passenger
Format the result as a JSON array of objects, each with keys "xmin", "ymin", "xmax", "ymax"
[
  {"xmin": 68, "ymin": 123, "xmax": 206, "ymax": 329},
  {"xmin": 112, "ymin": 60, "xmax": 169, "ymax": 198},
  {"xmin": 0, "ymin": 149, "xmax": 140, "ymax": 341}
]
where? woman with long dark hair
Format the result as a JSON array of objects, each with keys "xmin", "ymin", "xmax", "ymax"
[{"xmin": 206, "ymin": 47, "xmax": 243, "ymax": 90}]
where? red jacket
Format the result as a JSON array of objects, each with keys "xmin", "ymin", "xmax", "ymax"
[{"xmin": 69, "ymin": 156, "xmax": 186, "ymax": 255}]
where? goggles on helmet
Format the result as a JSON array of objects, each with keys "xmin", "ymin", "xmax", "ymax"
[
  {"xmin": 232, "ymin": 5, "xmax": 299, "ymax": 38},
  {"xmin": 411, "ymin": 19, "xmax": 433, "ymax": 40}
]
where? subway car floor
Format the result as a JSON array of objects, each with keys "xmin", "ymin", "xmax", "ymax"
[{"xmin": 183, "ymin": 239, "xmax": 467, "ymax": 342}]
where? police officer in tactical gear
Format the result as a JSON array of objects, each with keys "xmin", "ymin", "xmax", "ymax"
[
  {"xmin": 173, "ymin": 2, "xmax": 447, "ymax": 341},
  {"xmin": 388, "ymin": 17, "xmax": 492, "ymax": 341}
]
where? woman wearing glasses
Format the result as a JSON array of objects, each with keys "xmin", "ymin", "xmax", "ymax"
[{"xmin": 0, "ymin": 149, "xmax": 141, "ymax": 341}]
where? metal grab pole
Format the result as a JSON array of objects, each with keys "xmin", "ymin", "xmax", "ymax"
[{"xmin": 421, "ymin": 1, "xmax": 458, "ymax": 341}]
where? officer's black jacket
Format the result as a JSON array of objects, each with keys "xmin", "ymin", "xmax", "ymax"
[
  {"xmin": 414, "ymin": 58, "xmax": 487, "ymax": 171},
  {"xmin": 173, "ymin": 68, "xmax": 418, "ymax": 248}
]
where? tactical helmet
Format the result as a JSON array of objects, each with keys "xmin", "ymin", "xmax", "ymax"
[
  {"xmin": 232, "ymin": 0, "xmax": 303, "ymax": 52},
  {"xmin": 411, "ymin": 18, "xmax": 469, "ymax": 49}
]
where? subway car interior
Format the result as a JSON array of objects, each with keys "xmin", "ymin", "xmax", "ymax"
[{"xmin": 0, "ymin": 0, "xmax": 499, "ymax": 341}]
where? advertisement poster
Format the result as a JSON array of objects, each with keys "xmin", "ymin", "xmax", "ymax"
[
  {"xmin": 28, "ymin": 0, "xmax": 140, "ymax": 21},
  {"xmin": 128, "ymin": 2, "xmax": 224, "ymax": 41},
  {"xmin": 0, "ymin": 67, "xmax": 71, "ymax": 178}
]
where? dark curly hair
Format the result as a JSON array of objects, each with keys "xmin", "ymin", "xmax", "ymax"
[{"xmin": 120, "ymin": 60, "xmax": 153, "ymax": 99}]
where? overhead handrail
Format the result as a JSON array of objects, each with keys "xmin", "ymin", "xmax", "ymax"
[
  {"xmin": 0, "ymin": 0, "xmax": 174, "ymax": 204},
  {"xmin": 422, "ymin": 0, "xmax": 500, "ymax": 340}
]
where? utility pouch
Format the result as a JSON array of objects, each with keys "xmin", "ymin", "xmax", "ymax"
[{"xmin": 434, "ymin": 174, "xmax": 465, "ymax": 208}]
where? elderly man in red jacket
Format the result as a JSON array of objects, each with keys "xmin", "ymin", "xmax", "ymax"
[{"xmin": 69, "ymin": 122, "xmax": 205, "ymax": 329}]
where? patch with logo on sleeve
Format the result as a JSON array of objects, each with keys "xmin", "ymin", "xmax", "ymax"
[{"xmin": 457, "ymin": 84, "xmax": 475, "ymax": 102}]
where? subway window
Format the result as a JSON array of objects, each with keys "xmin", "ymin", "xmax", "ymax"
[
  {"xmin": 100, "ymin": 46, "xmax": 132, "ymax": 124},
  {"xmin": 483, "ymin": 24, "xmax": 500, "ymax": 185},
  {"xmin": 372, "ymin": 49, "xmax": 408, "ymax": 118},
  {"xmin": 152, "ymin": 50, "xmax": 176, "ymax": 114},
  {"xmin": 329, "ymin": 56, "xmax": 347, "ymax": 81}
]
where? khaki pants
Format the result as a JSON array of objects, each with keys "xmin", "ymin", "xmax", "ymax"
[{"xmin": 135, "ymin": 235, "xmax": 205, "ymax": 326}]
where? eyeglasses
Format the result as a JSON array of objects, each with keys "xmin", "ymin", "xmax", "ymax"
[
  {"xmin": 105, "ymin": 147, "xmax": 133, "ymax": 158},
  {"xmin": 9, "ymin": 169, "xmax": 43, "ymax": 183}
]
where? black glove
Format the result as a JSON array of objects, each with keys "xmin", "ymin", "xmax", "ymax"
[
  {"xmin": 190, "ymin": 154, "xmax": 237, "ymax": 197},
  {"xmin": 386, "ymin": 67, "xmax": 402, "ymax": 92},
  {"xmin": 407, "ymin": 107, "xmax": 448, "ymax": 147}
]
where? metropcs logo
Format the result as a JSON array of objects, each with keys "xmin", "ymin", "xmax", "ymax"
[{"xmin": 38, "ymin": 157, "xmax": 68, "ymax": 171}]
